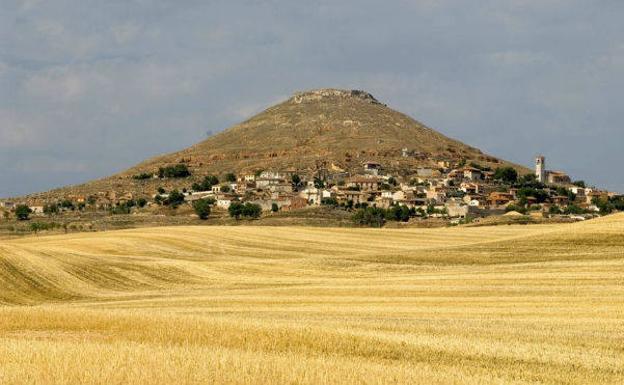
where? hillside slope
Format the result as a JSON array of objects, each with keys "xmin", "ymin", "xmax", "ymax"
[{"xmin": 25, "ymin": 89, "xmax": 529, "ymax": 200}]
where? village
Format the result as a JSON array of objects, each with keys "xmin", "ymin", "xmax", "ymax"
[{"xmin": 1, "ymin": 153, "xmax": 622, "ymax": 227}]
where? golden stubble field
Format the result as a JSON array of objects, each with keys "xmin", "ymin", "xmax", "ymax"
[{"xmin": 1, "ymin": 214, "xmax": 623, "ymax": 385}]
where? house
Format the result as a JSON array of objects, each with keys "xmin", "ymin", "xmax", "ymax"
[
  {"xmin": 347, "ymin": 177, "xmax": 381, "ymax": 191},
  {"xmin": 551, "ymin": 195, "xmax": 570, "ymax": 206},
  {"xmin": 363, "ymin": 161, "xmax": 382, "ymax": 175},
  {"xmin": 459, "ymin": 182, "xmax": 480, "ymax": 195},
  {"xmin": 547, "ymin": 171, "xmax": 571, "ymax": 185},
  {"xmin": 416, "ymin": 168, "xmax": 434, "ymax": 178},
  {"xmin": 256, "ymin": 177, "xmax": 286, "ymax": 189},
  {"xmin": 426, "ymin": 187, "xmax": 447, "ymax": 203},
  {"xmin": 463, "ymin": 194, "xmax": 486, "ymax": 207},
  {"xmin": 281, "ymin": 196, "xmax": 309, "ymax": 211},
  {"xmin": 488, "ymin": 192, "xmax": 514, "ymax": 208},
  {"xmin": 337, "ymin": 190, "xmax": 368, "ymax": 205},
  {"xmin": 445, "ymin": 199, "xmax": 470, "ymax": 218},
  {"xmin": 462, "ymin": 167, "xmax": 483, "ymax": 181},
  {"xmin": 269, "ymin": 183, "xmax": 293, "ymax": 194}
]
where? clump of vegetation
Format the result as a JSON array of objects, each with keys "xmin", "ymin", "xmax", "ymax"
[
  {"xmin": 192, "ymin": 175, "xmax": 219, "ymax": 191},
  {"xmin": 493, "ymin": 167, "xmax": 518, "ymax": 183},
  {"xmin": 132, "ymin": 173, "xmax": 152, "ymax": 180},
  {"xmin": 352, "ymin": 206, "xmax": 386, "ymax": 227},
  {"xmin": 228, "ymin": 202, "xmax": 262, "ymax": 219},
  {"xmin": 193, "ymin": 199, "xmax": 212, "ymax": 220},
  {"xmin": 15, "ymin": 205, "xmax": 32, "ymax": 221},
  {"xmin": 158, "ymin": 164, "xmax": 191, "ymax": 179}
]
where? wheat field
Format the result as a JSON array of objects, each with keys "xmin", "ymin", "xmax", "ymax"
[{"xmin": 1, "ymin": 215, "xmax": 623, "ymax": 385}]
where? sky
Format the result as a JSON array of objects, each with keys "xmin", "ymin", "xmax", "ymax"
[{"xmin": 1, "ymin": 0, "xmax": 623, "ymax": 197}]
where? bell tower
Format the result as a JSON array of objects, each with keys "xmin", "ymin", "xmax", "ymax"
[{"xmin": 536, "ymin": 156, "xmax": 546, "ymax": 183}]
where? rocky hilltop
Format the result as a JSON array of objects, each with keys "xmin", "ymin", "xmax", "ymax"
[{"xmin": 24, "ymin": 88, "xmax": 528, "ymax": 201}]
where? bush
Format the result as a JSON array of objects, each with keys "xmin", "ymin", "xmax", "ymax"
[
  {"xmin": 271, "ymin": 203, "xmax": 279, "ymax": 213},
  {"xmin": 228, "ymin": 202, "xmax": 262, "ymax": 219},
  {"xmin": 352, "ymin": 207, "xmax": 386, "ymax": 227},
  {"xmin": 166, "ymin": 190, "xmax": 185, "ymax": 208},
  {"xmin": 158, "ymin": 164, "xmax": 191, "ymax": 178},
  {"xmin": 137, "ymin": 198, "xmax": 148, "ymax": 208},
  {"xmin": 386, "ymin": 205, "xmax": 411, "ymax": 222},
  {"xmin": 321, "ymin": 197, "xmax": 338, "ymax": 206},
  {"xmin": 133, "ymin": 173, "xmax": 152, "ymax": 180},
  {"xmin": 494, "ymin": 167, "xmax": 518, "ymax": 183},
  {"xmin": 225, "ymin": 173, "xmax": 237, "ymax": 183},
  {"xmin": 193, "ymin": 199, "xmax": 211, "ymax": 220},
  {"xmin": 15, "ymin": 205, "xmax": 32, "ymax": 221},
  {"xmin": 43, "ymin": 203, "xmax": 59, "ymax": 216},
  {"xmin": 192, "ymin": 175, "xmax": 219, "ymax": 191}
]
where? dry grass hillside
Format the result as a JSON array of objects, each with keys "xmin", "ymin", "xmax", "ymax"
[
  {"xmin": 1, "ymin": 215, "xmax": 623, "ymax": 384},
  {"xmin": 25, "ymin": 89, "xmax": 529, "ymax": 200}
]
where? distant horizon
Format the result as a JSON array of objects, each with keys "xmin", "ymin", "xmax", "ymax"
[{"xmin": 2, "ymin": 1, "xmax": 623, "ymax": 196}]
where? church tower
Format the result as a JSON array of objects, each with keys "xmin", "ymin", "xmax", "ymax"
[{"xmin": 536, "ymin": 156, "xmax": 546, "ymax": 183}]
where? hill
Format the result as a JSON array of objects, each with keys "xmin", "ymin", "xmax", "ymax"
[
  {"xmin": 1, "ymin": 216, "xmax": 623, "ymax": 384},
  {"xmin": 23, "ymin": 88, "xmax": 529, "ymax": 201}
]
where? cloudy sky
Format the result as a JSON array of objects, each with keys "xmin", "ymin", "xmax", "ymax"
[{"xmin": 1, "ymin": 0, "xmax": 623, "ymax": 197}]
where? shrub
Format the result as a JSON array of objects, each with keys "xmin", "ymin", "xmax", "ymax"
[
  {"xmin": 494, "ymin": 167, "xmax": 518, "ymax": 183},
  {"xmin": 271, "ymin": 203, "xmax": 279, "ymax": 213},
  {"xmin": 193, "ymin": 199, "xmax": 211, "ymax": 220},
  {"xmin": 15, "ymin": 205, "xmax": 32, "ymax": 221},
  {"xmin": 133, "ymin": 173, "xmax": 152, "ymax": 180},
  {"xmin": 158, "ymin": 164, "xmax": 191, "ymax": 178},
  {"xmin": 192, "ymin": 175, "xmax": 219, "ymax": 191},
  {"xmin": 225, "ymin": 173, "xmax": 237, "ymax": 183},
  {"xmin": 166, "ymin": 190, "xmax": 185, "ymax": 208},
  {"xmin": 352, "ymin": 207, "xmax": 386, "ymax": 228},
  {"xmin": 229, "ymin": 202, "xmax": 262, "ymax": 219}
]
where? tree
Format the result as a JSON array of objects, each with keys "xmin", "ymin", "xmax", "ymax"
[
  {"xmin": 242, "ymin": 203, "xmax": 262, "ymax": 219},
  {"xmin": 158, "ymin": 187, "xmax": 166, "ymax": 194},
  {"xmin": 321, "ymin": 197, "xmax": 338, "ymax": 206},
  {"xmin": 60, "ymin": 199, "xmax": 75, "ymax": 211},
  {"xmin": 137, "ymin": 198, "xmax": 148, "ymax": 208},
  {"xmin": 193, "ymin": 175, "xmax": 219, "ymax": 191},
  {"xmin": 15, "ymin": 205, "xmax": 32, "ymax": 221},
  {"xmin": 228, "ymin": 202, "xmax": 244, "ymax": 219},
  {"xmin": 166, "ymin": 190, "xmax": 185, "ymax": 208},
  {"xmin": 352, "ymin": 207, "xmax": 386, "ymax": 228},
  {"xmin": 494, "ymin": 167, "xmax": 518, "ymax": 183},
  {"xmin": 193, "ymin": 199, "xmax": 211, "ymax": 220},
  {"xmin": 573, "ymin": 180, "xmax": 586, "ymax": 188},
  {"xmin": 221, "ymin": 185, "xmax": 231, "ymax": 193},
  {"xmin": 43, "ymin": 203, "xmax": 59, "ymax": 216},
  {"xmin": 158, "ymin": 164, "xmax": 191, "ymax": 178},
  {"xmin": 225, "ymin": 173, "xmax": 237, "ymax": 183},
  {"xmin": 291, "ymin": 174, "xmax": 302, "ymax": 190},
  {"xmin": 314, "ymin": 177, "xmax": 325, "ymax": 189},
  {"xmin": 271, "ymin": 203, "xmax": 279, "ymax": 213}
]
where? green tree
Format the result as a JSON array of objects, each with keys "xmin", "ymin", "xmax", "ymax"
[
  {"xmin": 573, "ymin": 180, "xmax": 586, "ymax": 188},
  {"xmin": 242, "ymin": 203, "xmax": 262, "ymax": 218},
  {"xmin": 291, "ymin": 174, "xmax": 302, "ymax": 190},
  {"xmin": 193, "ymin": 199, "xmax": 211, "ymax": 220},
  {"xmin": 352, "ymin": 207, "xmax": 386, "ymax": 228},
  {"xmin": 43, "ymin": 203, "xmax": 59, "ymax": 216},
  {"xmin": 166, "ymin": 190, "xmax": 185, "ymax": 208},
  {"xmin": 158, "ymin": 164, "xmax": 191, "ymax": 178},
  {"xmin": 271, "ymin": 203, "xmax": 279, "ymax": 213},
  {"xmin": 15, "ymin": 205, "xmax": 32, "ymax": 221},
  {"xmin": 228, "ymin": 202, "xmax": 244, "ymax": 219},
  {"xmin": 225, "ymin": 173, "xmax": 237, "ymax": 183},
  {"xmin": 137, "ymin": 198, "xmax": 148, "ymax": 208},
  {"xmin": 494, "ymin": 167, "xmax": 518, "ymax": 183}
]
